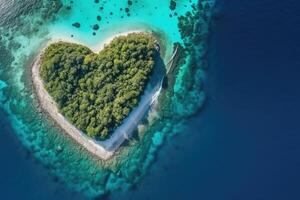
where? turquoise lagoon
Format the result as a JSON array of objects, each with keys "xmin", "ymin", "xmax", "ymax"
[{"xmin": 0, "ymin": 0, "xmax": 213, "ymax": 197}]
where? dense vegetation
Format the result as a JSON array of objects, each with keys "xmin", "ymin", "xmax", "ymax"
[{"xmin": 40, "ymin": 33, "xmax": 158, "ymax": 140}]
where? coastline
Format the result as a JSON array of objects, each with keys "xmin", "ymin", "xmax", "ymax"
[{"xmin": 31, "ymin": 30, "xmax": 163, "ymax": 160}]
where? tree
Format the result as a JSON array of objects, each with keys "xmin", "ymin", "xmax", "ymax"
[{"xmin": 40, "ymin": 33, "xmax": 158, "ymax": 140}]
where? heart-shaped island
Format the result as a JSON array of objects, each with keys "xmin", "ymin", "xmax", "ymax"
[{"xmin": 32, "ymin": 32, "xmax": 164, "ymax": 160}]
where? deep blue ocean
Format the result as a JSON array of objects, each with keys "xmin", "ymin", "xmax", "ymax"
[{"xmin": 1, "ymin": 0, "xmax": 300, "ymax": 199}]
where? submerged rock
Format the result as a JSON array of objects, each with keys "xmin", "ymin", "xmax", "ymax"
[
  {"xmin": 72, "ymin": 22, "xmax": 80, "ymax": 28},
  {"xmin": 93, "ymin": 24, "xmax": 99, "ymax": 30},
  {"xmin": 56, "ymin": 145, "xmax": 63, "ymax": 153},
  {"xmin": 169, "ymin": 0, "xmax": 176, "ymax": 10}
]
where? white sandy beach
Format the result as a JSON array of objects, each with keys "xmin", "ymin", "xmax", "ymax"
[
  {"xmin": 32, "ymin": 30, "xmax": 163, "ymax": 160},
  {"xmin": 48, "ymin": 30, "xmax": 148, "ymax": 52}
]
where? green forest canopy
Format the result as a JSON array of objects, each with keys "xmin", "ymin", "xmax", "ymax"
[{"xmin": 40, "ymin": 33, "xmax": 158, "ymax": 140}]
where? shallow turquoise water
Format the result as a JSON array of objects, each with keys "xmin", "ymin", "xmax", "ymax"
[
  {"xmin": 49, "ymin": 0, "xmax": 197, "ymax": 55},
  {"xmin": 0, "ymin": 0, "xmax": 213, "ymax": 197}
]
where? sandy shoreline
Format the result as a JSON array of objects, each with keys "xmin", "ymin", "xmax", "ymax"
[
  {"xmin": 47, "ymin": 30, "xmax": 148, "ymax": 52},
  {"xmin": 31, "ymin": 30, "xmax": 163, "ymax": 160}
]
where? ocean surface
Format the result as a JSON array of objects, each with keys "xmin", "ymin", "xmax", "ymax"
[{"xmin": 1, "ymin": 0, "xmax": 300, "ymax": 199}]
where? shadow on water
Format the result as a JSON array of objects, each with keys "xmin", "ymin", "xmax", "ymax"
[
  {"xmin": 120, "ymin": 50, "xmax": 166, "ymax": 145},
  {"xmin": 147, "ymin": 50, "xmax": 166, "ymax": 89}
]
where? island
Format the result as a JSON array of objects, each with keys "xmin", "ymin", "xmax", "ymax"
[{"xmin": 32, "ymin": 32, "xmax": 163, "ymax": 160}]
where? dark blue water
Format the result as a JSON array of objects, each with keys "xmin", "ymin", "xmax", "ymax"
[
  {"xmin": 1, "ymin": 0, "xmax": 300, "ymax": 199},
  {"xmin": 0, "ymin": 108, "xmax": 85, "ymax": 199},
  {"xmin": 113, "ymin": 0, "xmax": 300, "ymax": 199}
]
